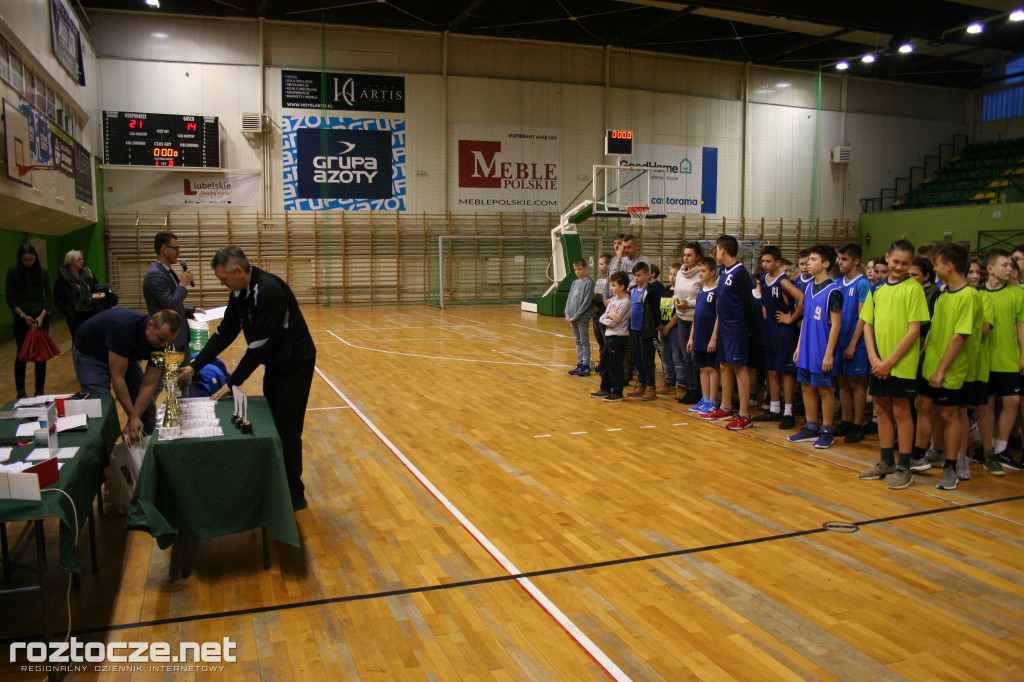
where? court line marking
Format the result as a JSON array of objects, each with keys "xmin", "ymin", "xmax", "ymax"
[
  {"xmin": 313, "ymin": 367, "xmax": 631, "ymax": 682},
  {"xmin": 305, "ymin": 406, "xmax": 352, "ymax": 411},
  {"xmin": 511, "ymin": 324, "xmax": 573, "ymax": 339},
  {"xmin": 326, "ymin": 330, "xmax": 562, "ymax": 368},
  {"xmin": 27, "ymin": 493, "xmax": 1024, "ymax": 646}
]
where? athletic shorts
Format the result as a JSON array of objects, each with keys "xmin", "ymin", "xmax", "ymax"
[
  {"xmin": 797, "ymin": 367, "xmax": 834, "ymax": 388},
  {"xmin": 963, "ymin": 381, "xmax": 989, "ymax": 407},
  {"xmin": 989, "ymin": 371, "xmax": 1022, "ymax": 397},
  {"xmin": 717, "ymin": 336, "xmax": 749, "ymax": 367},
  {"xmin": 869, "ymin": 375, "xmax": 918, "ymax": 399},
  {"xmin": 917, "ymin": 380, "xmax": 964, "ymax": 407},
  {"xmin": 746, "ymin": 343, "xmax": 765, "ymax": 371},
  {"xmin": 693, "ymin": 349, "xmax": 719, "ymax": 369},
  {"xmin": 839, "ymin": 344, "xmax": 871, "ymax": 376},
  {"xmin": 764, "ymin": 348, "xmax": 797, "ymax": 374}
]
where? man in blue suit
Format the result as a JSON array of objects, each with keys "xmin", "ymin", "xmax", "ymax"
[{"xmin": 143, "ymin": 231, "xmax": 198, "ymax": 391}]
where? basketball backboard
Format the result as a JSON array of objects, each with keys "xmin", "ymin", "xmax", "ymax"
[{"xmin": 592, "ymin": 164, "xmax": 667, "ymax": 219}]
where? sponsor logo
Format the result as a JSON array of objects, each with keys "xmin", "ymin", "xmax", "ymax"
[
  {"xmin": 296, "ymin": 128, "xmax": 392, "ymax": 200},
  {"xmin": 458, "ymin": 140, "xmax": 557, "ymax": 190}
]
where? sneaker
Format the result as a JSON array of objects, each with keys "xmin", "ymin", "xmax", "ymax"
[
  {"xmin": 749, "ymin": 396, "xmax": 760, "ymax": 407},
  {"xmin": 689, "ymin": 398, "xmax": 712, "ymax": 412},
  {"xmin": 680, "ymin": 390, "xmax": 702, "ymax": 405},
  {"xmin": 603, "ymin": 392, "xmax": 623, "ymax": 402},
  {"xmin": 983, "ymin": 457, "xmax": 1006, "ymax": 476},
  {"xmin": 831, "ymin": 421, "xmax": 853, "ymax": 438},
  {"xmin": 909, "ymin": 456, "xmax": 932, "ymax": 473},
  {"xmin": 862, "ymin": 421, "xmax": 879, "ymax": 436},
  {"xmin": 788, "ymin": 425, "xmax": 820, "ymax": 443},
  {"xmin": 936, "ymin": 466, "xmax": 959, "ymax": 490},
  {"xmin": 995, "ymin": 450, "xmax": 1023, "ymax": 471},
  {"xmin": 577, "ymin": 367, "xmax": 592, "ymax": 377},
  {"xmin": 886, "ymin": 466, "xmax": 913, "ymax": 489},
  {"xmin": 844, "ymin": 424, "xmax": 865, "ymax": 444},
  {"xmin": 956, "ymin": 453, "xmax": 971, "ymax": 481},
  {"xmin": 813, "ymin": 429, "xmax": 835, "ymax": 449},
  {"xmin": 972, "ymin": 448, "xmax": 985, "ymax": 464},
  {"xmin": 589, "ymin": 390, "xmax": 612, "ymax": 399},
  {"xmin": 568, "ymin": 365, "xmax": 582, "ymax": 375},
  {"xmin": 858, "ymin": 461, "xmax": 895, "ymax": 480},
  {"xmin": 701, "ymin": 408, "xmax": 734, "ymax": 421},
  {"xmin": 697, "ymin": 401, "xmax": 719, "ymax": 416},
  {"xmin": 925, "ymin": 447, "xmax": 945, "ymax": 466},
  {"xmin": 778, "ymin": 414, "xmax": 797, "ymax": 430},
  {"xmin": 726, "ymin": 415, "xmax": 753, "ymax": 430},
  {"xmin": 752, "ymin": 411, "xmax": 782, "ymax": 422}
]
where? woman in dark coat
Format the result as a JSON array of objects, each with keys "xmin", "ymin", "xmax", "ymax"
[
  {"xmin": 53, "ymin": 249, "xmax": 100, "ymax": 344},
  {"xmin": 6, "ymin": 244, "xmax": 52, "ymax": 399}
]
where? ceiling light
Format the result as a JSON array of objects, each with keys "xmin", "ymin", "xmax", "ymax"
[
  {"xmin": 898, "ymin": 43, "xmax": 913, "ymax": 53},
  {"xmin": 862, "ymin": 54, "xmax": 875, "ymax": 63},
  {"xmin": 1010, "ymin": 9, "xmax": 1024, "ymax": 21},
  {"xmin": 966, "ymin": 23, "xmax": 983, "ymax": 33},
  {"xmin": 836, "ymin": 61, "xmax": 849, "ymax": 70},
  {"xmin": 145, "ymin": 0, "xmax": 159, "ymax": 6}
]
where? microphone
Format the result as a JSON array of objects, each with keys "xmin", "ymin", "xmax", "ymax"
[{"xmin": 180, "ymin": 260, "xmax": 196, "ymax": 287}]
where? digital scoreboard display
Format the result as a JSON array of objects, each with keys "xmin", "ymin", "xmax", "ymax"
[
  {"xmin": 605, "ymin": 129, "xmax": 633, "ymax": 156},
  {"xmin": 102, "ymin": 111, "xmax": 220, "ymax": 167}
]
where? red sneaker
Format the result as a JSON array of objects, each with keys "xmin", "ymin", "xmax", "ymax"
[
  {"xmin": 700, "ymin": 408, "xmax": 734, "ymax": 421},
  {"xmin": 726, "ymin": 415, "xmax": 753, "ymax": 430}
]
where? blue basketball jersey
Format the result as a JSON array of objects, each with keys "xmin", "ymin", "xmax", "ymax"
[
  {"xmin": 838, "ymin": 274, "xmax": 871, "ymax": 348},
  {"xmin": 760, "ymin": 272, "xmax": 798, "ymax": 351},
  {"xmin": 794, "ymin": 274, "xmax": 815, "ymax": 295},
  {"xmin": 798, "ymin": 280, "xmax": 842, "ymax": 375},
  {"xmin": 716, "ymin": 262, "xmax": 753, "ymax": 338},
  {"xmin": 692, "ymin": 285, "xmax": 718, "ymax": 351}
]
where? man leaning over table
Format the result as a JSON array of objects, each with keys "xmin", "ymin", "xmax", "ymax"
[
  {"xmin": 177, "ymin": 245, "xmax": 317, "ymax": 512},
  {"xmin": 72, "ymin": 309, "xmax": 182, "ymax": 440}
]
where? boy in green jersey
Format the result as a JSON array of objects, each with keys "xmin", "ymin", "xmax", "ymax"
[
  {"xmin": 916, "ymin": 244, "xmax": 978, "ymax": 489},
  {"xmin": 858, "ymin": 240, "xmax": 930, "ymax": 489},
  {"xmin": 980, "ymin": 248, "xmax": 1024, "ymax": 471},
  {"xmin": 965, "ymin": 281, "xmax": 1001, "ymax": 476}
]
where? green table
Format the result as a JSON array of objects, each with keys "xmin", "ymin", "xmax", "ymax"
[
  {"xmin": 0, "ymin": 394, "xmax": 121, "ymax": 573},
  {"xmin": 125, "ymin": 397, "xmax": 300, "ymax": 574}
]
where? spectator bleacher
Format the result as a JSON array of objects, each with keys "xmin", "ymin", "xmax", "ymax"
[{"xmin": 892, "ymin": 137, "xmax": 1024, "ymax": 209}]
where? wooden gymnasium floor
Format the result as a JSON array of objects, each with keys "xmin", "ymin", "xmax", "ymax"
[{"xmin": 2, "ymin": 303, "xmax": 1024, "ymax": 681}]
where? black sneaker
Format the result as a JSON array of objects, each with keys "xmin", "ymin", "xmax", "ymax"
[
  {"xmin": 778, "ymin": 414, "xmax": 796, "ymax": 430},
  {"xmin": 752, "ymin": 411, "xmax": 782, "ymax": 422},
  {"xmin": 568, "ymin": 365, "xmax": 582, "ymax": 375},
  {"xmin": 589, "ymin": 390, "xmax": 612, "ymax": 399},
  {"xmin": 604, "ymin": 392, "xmax": 624, "ymax": 402},
  {"xmin": 862, "ymin": 421, "xmax": 879, "ymax": 436},
  {"xmin": 844, "ymin": 424, "xmax": 865, "ymax": 443},
  {"xmin": 680, "ymin": 390, "xmax": 702, "ymax": 405},
  {"xmin": 831, "ymin": 421, "xmax": 853, "ymax": 438},
  {"xmin": 995, "ymin": 450, "xmax": 1024, "ymax": 471},
  {"xmin": 972, "ymin": 447, "xmax": 985, "ymax": 464}
]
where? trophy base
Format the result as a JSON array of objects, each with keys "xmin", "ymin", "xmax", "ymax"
[{"xmin": 240, "ymin": 420, "xmax": 253, "ymax": 434}]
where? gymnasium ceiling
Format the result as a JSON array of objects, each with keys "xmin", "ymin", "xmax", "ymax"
[{"xmin": 74, "ymin": 0, "xmax": 1024, "ymax": 89}]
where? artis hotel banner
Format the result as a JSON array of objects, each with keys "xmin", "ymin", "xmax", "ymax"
[
  {"xmin": 281, "ymin": 70, "xmax": 404, "ymax": 113},
  {"xmin": 453, "ymin": 124, "xmax": 560, "ymax": 211},
  {"xmin": 282, "ymin": 116, "xmax": 406, "ymax": 211}
]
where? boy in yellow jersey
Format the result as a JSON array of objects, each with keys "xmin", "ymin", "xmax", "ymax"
[
  {"xmin": 858, "ymin": 239, "xmax": 930, "ymax": 489},
  {"xmin": 980, "ymin": 248, "xmax": 1024, "ymax": 470},
  {"xmin": 917, "ymin": 244, "xmax": 979, "ymax": 489}
]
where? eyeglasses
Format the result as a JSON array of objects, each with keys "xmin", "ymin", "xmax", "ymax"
[{"xmin": 166, "ymin": 245, "xmax": 181, "ymax": 251}]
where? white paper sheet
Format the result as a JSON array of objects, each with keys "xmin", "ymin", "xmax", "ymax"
[
  {"xmin": 0, "ymin": 447, "xmax": 12, "ymax": 462},
  {"xmin": 194, "ymin": 306, "xmax": 226, "ymax": 323},
  {"xmin": 27, "ymin": 447, "xmax": 78, "ymax": 461},
  {"xmin": 15, "ymin": 421, "xmax": 41, "ymax": 437}
]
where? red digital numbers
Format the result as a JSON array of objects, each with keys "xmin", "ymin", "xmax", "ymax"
[
  {"xmin": 610, "ymin": 130, "xmax": 632, "ymax": 139},
  {"xmin": 129, "ymin": 119, "xmax": 143, "ymax": 129},
  {"xmin": 153, "ymin": 148, "xmax": 180, "ymax": 157}
]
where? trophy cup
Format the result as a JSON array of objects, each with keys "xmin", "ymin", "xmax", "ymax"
[{"xmin": 151, "ymin": 344, "xmax": 186, "ymax": 438}]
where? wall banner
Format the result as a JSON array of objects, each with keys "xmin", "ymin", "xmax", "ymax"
[
  {"xmin": 282, "ymin": 116, "xmax": 406, "ymax": 211},
  {"xmin": 73, "ymin": 142, "xmax": 92, "ymax": 203},
  {"xmin": 281, "ymin": 70, "xmax": 404, "ymax": 113},
  {"xmin": 50, "ymin": 123, "xmax": 74, "ymax": 176},
  {"xmin": 452, "ymin": 124, "xmax": 560, "ymax": 211},
  {"xmin": 625, "ymin": 144, "xmax": 719, "ymax": 214},
  {"xmin": 157, "ymin": 173, "xmax": 259, "ymax": 206},
  {"xmin": 49, "ymin": 0, "xmax": 84, "ymax": 85}
]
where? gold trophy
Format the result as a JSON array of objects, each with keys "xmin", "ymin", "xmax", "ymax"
[{"xmin": 151, "ymin": 344, "xmax": 186, "ymax": 436}]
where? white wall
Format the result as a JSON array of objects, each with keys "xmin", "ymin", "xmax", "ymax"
[{"xmin": 87, "ymin": 11, "xmax": 975, "ymax": 223}]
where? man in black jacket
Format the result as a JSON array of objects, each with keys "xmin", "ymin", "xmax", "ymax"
[{"xmin": 178, "ymin": 245, "xmax": 317, "ymax": 511}]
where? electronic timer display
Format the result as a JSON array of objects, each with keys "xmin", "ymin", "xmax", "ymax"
[
  {"xmin": 103, "ymin": 111, "xmax": 220, "ymax": 167},
  {"xmin": 605, "ymin": 129, "xmax": 633, "ymax": 156}
]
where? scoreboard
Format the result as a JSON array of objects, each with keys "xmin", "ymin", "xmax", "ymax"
[{"xmin": 102, "ymin": 111, "xmax": 220, "ymax": 167}]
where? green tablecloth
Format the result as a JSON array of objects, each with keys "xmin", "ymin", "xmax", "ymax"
[
  {"xmin": 125, "ymin": 397, "xmax": 300, "ymax": 550},
  {"xmin": 0, "ymin": 395, "xmax": 121, "ymax": 573}
]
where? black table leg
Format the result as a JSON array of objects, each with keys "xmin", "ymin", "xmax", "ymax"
[
  {"xmin": 96, "ymin": 483, "xmax": 104, "ymax": 517},
  {"xmin": 34, "ymin": 520, "xmax": 55, "ymax": 682},
  {"xmin": 179, "ymin": 533, "xmax": 191, "ymax": 579},
  {"xmin": 1, "ymin": 523, "xmax": 9, "ymax": 586},
  {"xmin": 262, "ymin": 528, "xmax": 270, "ymax": 570},
  {"xmin": 87, "ymin": 506, "xmax": 98, "ymax": 573}
]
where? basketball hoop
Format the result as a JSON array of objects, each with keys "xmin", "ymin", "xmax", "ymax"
[
  {"xmin": 17, "ymin": 164, "xmax": 59, "ymax": 177},
  {"xmin": 627, "ymin": 206, "xmax": 649, "ymax": 227}
]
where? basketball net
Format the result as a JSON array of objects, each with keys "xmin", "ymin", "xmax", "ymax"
[{"xmin": 627, "ymin": 206, "xmax": 649, "ymax": 227}]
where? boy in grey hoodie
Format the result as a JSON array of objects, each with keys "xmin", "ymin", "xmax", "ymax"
[{"xmin": 565, "ymin": 259, "xmax": 596, "ymax": 376}]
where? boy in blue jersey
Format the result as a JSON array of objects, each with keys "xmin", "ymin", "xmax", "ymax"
[
  {"xmin": 701, "ymin": 235, "xmax": 755, "ymax": 430},
  {"xmin": 789, "ymin": 245, "xmax": 844, "ymax": 448},
  {"xmin": 834, "ymin": 244, "xmax": 872, "ymax": 443},
  {"xmin": 793, "ymin": 249, "xmax": 815, "ymax": 294},
  {"xmin": 753, "ymin": 245, "xmax": 804, "ymax": 429},
  {"xmin": 688, "ymin": 256, "xmax": 721, "ymax": 414},
  {"xmin": 626, "ymin": 262, "xmax": 662, "ymax": 401}
]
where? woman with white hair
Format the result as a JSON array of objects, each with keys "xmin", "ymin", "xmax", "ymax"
[{"xmin": 53, "ymin": 249, "xmax": 100, "ymax": 342}]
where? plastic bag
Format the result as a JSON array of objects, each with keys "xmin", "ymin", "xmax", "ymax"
[
  {"xmin": 103, "ymin": 434, "xmax": 150, "ymax": 514},
  {"xmin": 17, "ymin": 327, "xmax": 61, "ymax": 363},
  {"xmin": 188, "ymin": 317, "xmax": 209, "ymax": 354}
]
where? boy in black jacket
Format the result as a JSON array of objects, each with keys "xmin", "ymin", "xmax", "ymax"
[{"xmin": 627, "ymin": 262, "xmax": 663, "ymax": 401}]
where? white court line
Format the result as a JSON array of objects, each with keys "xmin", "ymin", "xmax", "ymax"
[
  {"xmin": 570, "ymin": 431, "xmax": 588, "ymax": 435},
  {"xmin": 640, "ymin": 425, "xmax": 657, "ymax": 429},
  {"xmin": 326, "ymin": 330, "xmax": 561, "ymax": 367},
  {"xmin": 313, "ymin": 367, "xmax": 631, "ymax": 681},
  {"xmin": 440, "ymin": 311, "xmax": 487, "ymax": 325},
  {"xmin": 511, "ymin": 324, "xmax": 574, "ymax": 339},
  {"xmin": 606, "ymin": 428, "xmax": 622, "ymax": 432},
  {"xmin": 673, "ymin": 423, "xmax": 688, "ymax": 426},
  {"xmin": 306, "ymin": 406, "xmax": 352, "ymax": 411},
  {"xmin": 534, "ymin": 434, "xmax": 552, "ymax": 439}
]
